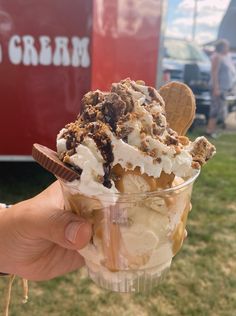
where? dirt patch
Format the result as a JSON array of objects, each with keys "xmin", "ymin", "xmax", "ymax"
[{"xmin": 227, "ymin": 203, "xmax": 236, "ymax": 211}]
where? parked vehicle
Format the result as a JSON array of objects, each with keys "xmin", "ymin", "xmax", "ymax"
[
  {"xmin": 162, "ymin": 37, "xmax": 212, "ymax": 122},
  {"xmin": 163, "ymin": 37, "xmax": 236, "ymax": 124}
]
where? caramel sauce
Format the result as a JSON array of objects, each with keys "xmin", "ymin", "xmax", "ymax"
[
  {"xmin": 112, "ymin": 164, "xmax": 175, "ymax": 193},
  {"xmin": 172, "ymin": 202, "xmax": 190, "ymax": 256}
]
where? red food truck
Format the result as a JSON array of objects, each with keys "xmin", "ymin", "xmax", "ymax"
[{"xmin": 0, "ymin": 0, "xmax": 165, "ymax": 159}]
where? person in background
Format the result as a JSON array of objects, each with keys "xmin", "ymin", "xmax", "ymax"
[{"xmin": 206, "ymin": 39, "xmax": 236, "ymax": 138}]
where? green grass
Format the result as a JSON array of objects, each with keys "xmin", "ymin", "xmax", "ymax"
[{"xmin": 0, "ymin": 132, "xmax": 236, "ymax": 316}]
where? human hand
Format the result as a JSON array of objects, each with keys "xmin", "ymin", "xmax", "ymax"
[{"xmin": 0, "ymin": 182, "xmax": 92, "ymax": 281}]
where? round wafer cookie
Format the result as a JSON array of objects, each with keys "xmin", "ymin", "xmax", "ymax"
[{"xmin": 159, "ymin": 81, "xmax": 196, "ymax": 135}]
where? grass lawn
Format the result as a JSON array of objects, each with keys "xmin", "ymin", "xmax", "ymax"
[{"xmin": 0, "ymin": 131, "xmax": 236, "ymax": 316}]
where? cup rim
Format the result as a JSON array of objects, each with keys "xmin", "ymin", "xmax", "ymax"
[{"xmin": 59, "ymin": 169, "xmax": 200, "ymax": 198}]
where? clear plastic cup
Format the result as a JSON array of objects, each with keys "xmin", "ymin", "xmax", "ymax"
[{"xmin": 58, "ymin": 170, "xmax": 200, "ymax": 293}]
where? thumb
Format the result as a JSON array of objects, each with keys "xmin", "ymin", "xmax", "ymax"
[
  {"xmin": 41, "ymin": 210, "xmax": 92, "ymax": 250},
  {"xmin": 17, "ymin": 202, "xmax": 92, "ymax": 250}
]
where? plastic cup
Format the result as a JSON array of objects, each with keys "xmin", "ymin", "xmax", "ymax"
[{"xmin": 58, "ymin": 170, "xmax": 200, "ymax": 293}]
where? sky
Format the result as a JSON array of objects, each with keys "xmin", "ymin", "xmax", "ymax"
[{"xmin": 166, "ymin": 0, "xmax": 231, "ymax": 44}]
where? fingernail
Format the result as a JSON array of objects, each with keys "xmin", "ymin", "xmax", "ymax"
[{"xmin": 65, "ymin": 222, "xmax": 84, "ymax": 244}]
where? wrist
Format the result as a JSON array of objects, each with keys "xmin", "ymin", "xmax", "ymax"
[
  {"xmin": 0, "ymin": 208, "xmax": 11, "ymax": 273},
  {"xmin": 0, "ymin": 200, "xmax": 36, "ymax": 276},
  {"xmin": 0, "ymin": 206, "xmax": 10, "ymax": 276},
  {"xmin": 0, "ymin": 203, "xmax": 27, "ymax": 273}
]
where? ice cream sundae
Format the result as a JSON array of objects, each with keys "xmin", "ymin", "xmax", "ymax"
[{"xmin": 33, "ymin": 78, "xmax": 215, "ymax": 292}]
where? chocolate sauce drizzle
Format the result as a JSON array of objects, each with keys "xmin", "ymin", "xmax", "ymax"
[{"xmin": 59, "ymin": 79, "xmax": 172, "ymax": 188}]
